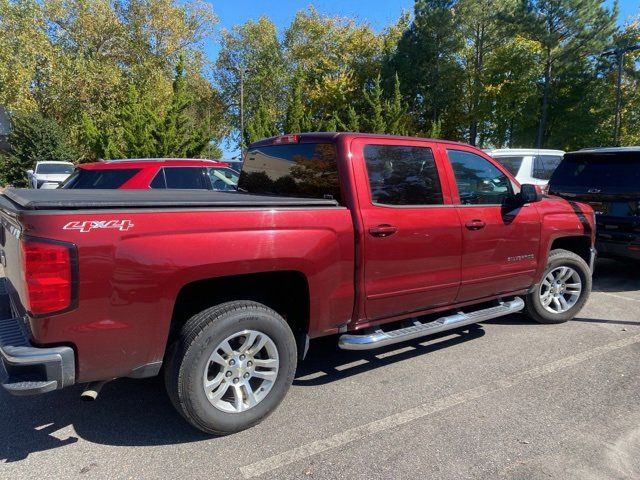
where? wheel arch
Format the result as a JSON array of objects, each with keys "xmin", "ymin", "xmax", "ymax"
[
  {"xmin": 167, "ymin": 270, "xmax": 310, "ymax": 353},
  {"xmin": 549, "ymin": 235, "xmax": 592, "ymax": 265}
]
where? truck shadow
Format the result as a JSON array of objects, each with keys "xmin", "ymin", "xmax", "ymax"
[
  {"xmin": 0, "ymin": 326, "xmax": 485, "ymax": 461},
  {"xmin": 294, "ymin": 326, "xmax": 485, "ymax": 387},
  {"xmin": 0, "ymin": 376, "xmax": 208, "ymax": 462}
]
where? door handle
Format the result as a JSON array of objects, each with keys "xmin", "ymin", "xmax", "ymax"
[
  {"xmin": 368, "ymin": 224, "xmax": 398, "ymax": 237},
  {"xmin": 465, "ymin": 219, "xmax": 486, "ymax": 230}
]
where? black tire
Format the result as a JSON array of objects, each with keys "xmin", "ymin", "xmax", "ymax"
[
  {"xmin": 165, "ymin": 300, "xmax": 297, "ymax": 435},
  {"xmin": 524, "ymin": 248, "xmax": 592, "ymax": 324}
]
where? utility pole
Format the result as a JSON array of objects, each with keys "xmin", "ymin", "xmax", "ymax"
[
  {"xmin": 235, "ymin": 66, "xmax": 249, "ymax": 156},
  {"xmin": 601, "ymin": 44, "xmax": 640, "ymax": 146}
]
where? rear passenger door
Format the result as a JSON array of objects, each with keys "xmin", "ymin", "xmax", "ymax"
[
  {"xmin": 445, "ymin": 148, "xmax": 540, "ymax": 303},
  {"xmin": 352, "ymin": 138, "xmax": 462, "ymax": 321}
]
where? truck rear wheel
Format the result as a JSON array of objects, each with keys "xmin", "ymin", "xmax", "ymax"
[
  {"xmin": 524, "ymin": 248, "xmax": 591, "ymax": 324},
  {"xmin": 165, "ymin": 301, "xmax": 297, "ymax": 435}
]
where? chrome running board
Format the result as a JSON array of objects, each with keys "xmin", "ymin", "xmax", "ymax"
[{"xmin": 338, "ymin": 297, "xmax": 524, "ymax": 351}]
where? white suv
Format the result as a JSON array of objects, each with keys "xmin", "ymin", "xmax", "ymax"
[
  {"xmin": 487, "ymin": 149, "xmax": 564, "ymax": 187},
  {"xmin": 27, "ymin": 161, "xmax": 75, "ymax": 189}
]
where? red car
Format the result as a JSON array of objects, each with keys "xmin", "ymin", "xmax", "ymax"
[
  {"xmin": 61, "ymin": 158, "xmax": 239, "ymax": 191},
  {"xmin": 0, "ymin": 133, "xmax": 595, "ymax": 435}
]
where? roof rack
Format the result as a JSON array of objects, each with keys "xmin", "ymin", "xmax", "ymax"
[{"xmin": 103, "ymin": 158, "xmax": 221, "ymax": 164}]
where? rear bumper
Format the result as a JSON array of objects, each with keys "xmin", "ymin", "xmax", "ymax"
[{"xmin": 0, "ymin": 279, "xmax": 75, "ymax": 395}]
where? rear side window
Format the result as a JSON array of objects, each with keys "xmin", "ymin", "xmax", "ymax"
[
  {"xmin": 363, "ymin": 145, "xmax": 443, "ymax": 205},
  {"xmin": 163, "ymin": 167, "xmax": 208, "ymax": 189},
  {"xmin": 240, "ymin": 143, "xmax": 342, "ymax": 203},
  {"xmin": 448, "ymin": 150, "xmax": 512, "ymax": 205},
  {"xmin": 493, "ymin": 156, "xmax": 524, "ymax": 176},
  {"xmin": 62, "ymin": 168, "xmax": 140, "ymax": 189},
  {"xmin": 532, "ymin": 155, "xmax": 562, "ymax": 180}
]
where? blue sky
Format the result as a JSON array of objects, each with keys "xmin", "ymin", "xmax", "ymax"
[{"xmin": 206, "ymin": 0, "xmax": 639, "ymax": 157}]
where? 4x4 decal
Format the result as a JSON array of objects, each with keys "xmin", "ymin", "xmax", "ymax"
[{"xmin": 63, "ymin": 220, "xmax": 134, "ymax": 233}]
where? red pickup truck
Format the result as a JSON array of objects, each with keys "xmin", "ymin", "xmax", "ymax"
[{"xmin": 0, "ymin": 133, "xmax": 595, "ymax": 435}]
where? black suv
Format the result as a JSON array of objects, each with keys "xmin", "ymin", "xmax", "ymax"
[{"xmin": 548, "ymin": 147, "xmax": 640, "ymax": 261}]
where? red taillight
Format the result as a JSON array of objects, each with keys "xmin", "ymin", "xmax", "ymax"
[
  {"xmin": 273, "ymin": 134, "xmax": 300, "ymax": 144},
  {"xmin": 21, "ymin": 239, "xmax": 76, "ymax": 315}
]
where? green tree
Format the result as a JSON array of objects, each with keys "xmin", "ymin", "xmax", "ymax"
[
  {"xmin": 154, "ymin": 57, "xmax": 211, "ymax": 157},
  {"xmin": 384, "ymin": 73, "xmax": 408, "ymax": 135},
  {"xmin": 216, "ymin": 16, "xmax": 286, "ymax": 150},
  {"xmin": 363, "ymin": 75, "xmax": 386, "ymax": 133},
  {"xmin": 1, "ymin": 110, "xmax": 78, "ymax": 186},
  {"xmin": 284, "ymin": 68, "xmax": 306, "ymax": 133},
  {"xmin": 515, "ymin": 0, "xmax": 617, "ymax": 147},
  {"xmin": 390, "ymin": 0, "xmax": 463, "ymax": 137},
  {"xmin": 457, "ymin": 0, "xmax": 516, "ymax": 146},
  {"xmin": 245, "ymin": 97, "xmax": 279, "ymax": 143}
]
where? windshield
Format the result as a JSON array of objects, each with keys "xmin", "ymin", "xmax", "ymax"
[
  {"xmin": 61, "ymin": 168, "xmax": 141, "ymax": 189},
  {"xmin": 36, "ymin": 163, "xmax": 74, "ymax": 174},
  {"xmin": 550, "ymin": 152, "xmax": 640, "ymax": 192},
  {"xmin": 208, "ymin": 167, "xmax": 239, "ymax": 191},
  {"xmin": 492, "ymin": 156, "xmax": 524, "ymax": 176}
]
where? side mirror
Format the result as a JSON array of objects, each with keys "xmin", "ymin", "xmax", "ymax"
[
  {"xmin": 520, "ymin": 184, "xmax": 542, "ymax": 204},
  {"xmin": 26, "ymin": 169, "xmax": 34, "ymax": 175}
]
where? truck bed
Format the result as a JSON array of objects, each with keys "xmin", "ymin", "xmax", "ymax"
[{"xmin": 0, "ymin": 188, "xmax": 339, "ymax": 211}]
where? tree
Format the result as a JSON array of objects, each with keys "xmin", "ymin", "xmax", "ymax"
[
  {"xmin": 384, "ymin": 73, "xmax": 408, "ymax": 135},
  {"xmin": 390, "ymin": 0, "xmax": 463, "ymax": 137},
  {"xmin": 456, "ymin": 0, "xmax": 516, "ymax": 146},
  {"xmin": 515, "ymin": 0, "xmax": 616, "ymax": 147},
  {"xmin": 1, "ymin": 110, "xmax": 78, "ymax": 186},
  {"xmin": 284, "ymin": 7, "xmax": 390, "ymax": 128},
  {"xmin": 245, "ymin": 97, "xmax": 279, "ymax": 143},
  {"xmin": 284, "ymin": 68, "xmax": 306, "ymax": 133},
  {"xmin": 483, "ymin": 35, "xmax": 541, "ymax": 147},
  {"xmin": 154, "ymin": 56, "xmax": 211, "ymax": 157},
  {"xmin": 216, "ymin": 16, "xmax": 287, "ymax": 150},
  {"xmin": 363, "ymin": 75, "xmax": 386, "ymax": 133}
]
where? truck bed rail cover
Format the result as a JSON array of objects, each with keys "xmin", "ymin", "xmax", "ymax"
[{"xmin": 2, "ymin": 188, "xmax": 339, "ymax": 211}]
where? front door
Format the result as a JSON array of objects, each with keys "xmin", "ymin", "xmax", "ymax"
[
  {"xmin": 352, "ymin": 139, "xmax": 462, "ymax": 321},
  {"xmin": 445, "ymin": 148, "xmax": 541, "ymax": 303}
]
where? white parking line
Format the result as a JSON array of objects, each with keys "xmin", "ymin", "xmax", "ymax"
[
  {"xmin": 594, "ymin": 291, "xmax": 640, "ymax": 303},
  {"xmin": 240, "ymin": 333, "xmax": 640, "ymax": 479}
]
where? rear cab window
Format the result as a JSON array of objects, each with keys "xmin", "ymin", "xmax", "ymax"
[
  {"xmin": 240, "ymin": 143, "xmax": 342, "ymax": 203},
  {"xmin": 62, "ymin": 168, "xmax": 140, "ymax": 189}
]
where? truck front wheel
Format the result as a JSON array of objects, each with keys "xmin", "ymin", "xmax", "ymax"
[
  {"xmin": 524, "ymin": 248, "xmax": 592, "ymax": 324},
  {"xmin": 165, "ymin": 301, "xmax": 297, "ymax": 435}
]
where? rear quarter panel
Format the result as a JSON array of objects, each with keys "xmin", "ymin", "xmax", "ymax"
[{"xmin": 17, "ymin": 207, "xmax": 354, "ymax": 382}]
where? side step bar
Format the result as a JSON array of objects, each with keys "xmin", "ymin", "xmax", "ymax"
[{"xmin": 338, "ymin": 297, "xmax": 525, "ymax": 351}]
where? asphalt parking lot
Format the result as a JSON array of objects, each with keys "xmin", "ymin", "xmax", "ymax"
[{"xmin": 1, "ymin": 258, "xmax": 639, "ymax": 480}]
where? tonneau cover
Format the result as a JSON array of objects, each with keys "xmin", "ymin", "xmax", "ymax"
[{"xmin": 1, "ymin": 188, "xmax": 339, "ymax": 211}]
